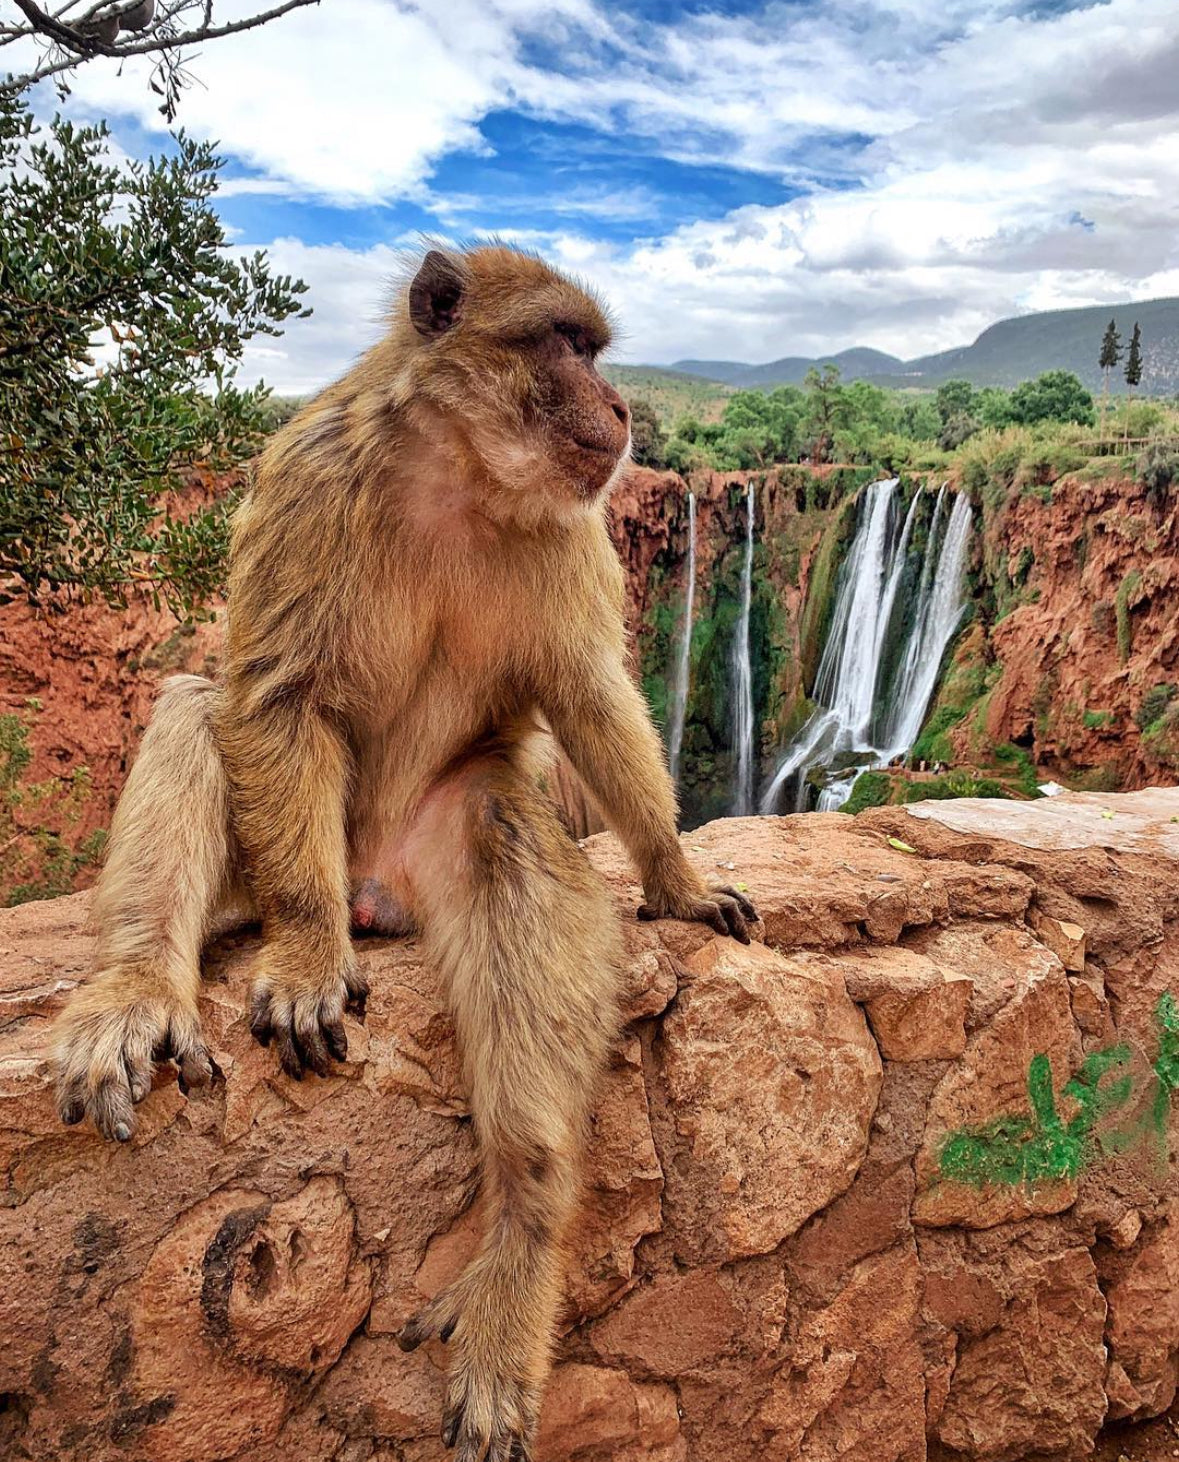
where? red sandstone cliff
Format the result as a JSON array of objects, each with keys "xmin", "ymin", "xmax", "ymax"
[{"xmin": 2, "ymin": 793, "xmax": 1178, "ymax": 1459}]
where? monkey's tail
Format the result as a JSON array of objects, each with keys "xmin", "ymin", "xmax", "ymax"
[{"xmin": 401, "ymin": 743, "xmax": 622, "ymax": 1434}]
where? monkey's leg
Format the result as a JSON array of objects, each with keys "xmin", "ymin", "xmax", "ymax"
[
  {"xmin": 397, "ymin": 747, "xmax": 623, "ymax": 1462},
  {"xmin": 53, "ymin": 676, "xmax": 244, "ymax": 1140}
]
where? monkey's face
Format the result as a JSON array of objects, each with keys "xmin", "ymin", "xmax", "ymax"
[{"xmin": 406, "ymin": 248, "xmax": 632, "ymax": 515}]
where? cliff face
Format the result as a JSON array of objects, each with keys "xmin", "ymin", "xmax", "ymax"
[
  {"xmin": 958, "ymin": 466, "xmax": 1179, "ymax": 789},
  {"xmin": 2, "ymin": 791, "xmax": 1178, "ymax": 1461},
  {"xmin": 612, "ymin": 464, "xmax": 875, "ymax": 826},
  {"xmin": 3, "ymin": 458, "xmax": 1175, "ymax": 903},
  {"xmin": 615, "ymin": 459, "xmax": 1179, "ymax": 815}
]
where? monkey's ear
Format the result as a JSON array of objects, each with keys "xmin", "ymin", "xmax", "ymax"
[{"xmin": 408, "ymin": 250, "xmax": 466, "ymax": 337}]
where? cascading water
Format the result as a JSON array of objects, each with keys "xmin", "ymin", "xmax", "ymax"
[
  {"xmin": 760, "ymin": 479, "xmax": 973, "ymax": 813},
  {"xmin": 667, "ymin": 491, "xmax": 696, "ymax": 784},
  {"xmin": 731, "ymin": 483, "xmax": 756, "ymax": 815}
]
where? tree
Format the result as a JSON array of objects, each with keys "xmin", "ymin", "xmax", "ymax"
[
  {"xmin": 0, "ymin": 92, "xmax": 309, "ymax": 614},
  {"xmin": 628, "ymin": 396, "xmax": 667, "ymax": 468},
  {"xmin": 1124, "ymin": 321, "xmax": 1143, "ymax": 398},
  {"xmin": 1007, "ymin": 370, "xmax": 1096, "ymax": 428},
  {"xmin": 801, "ymin": 364, "xmax": 849, "ymax": 463},
  {"xmin": 1, "ymin": 1, "xmax": 319, "ymax": 121},
  {"xmin": 935, "ymin": 379, "xmax": 976, "ymax": 425},
  {"xmin": 714, "ymin": 386, "xmax": 803, "ymax": 468},
  {"xmin": 976, "ymin": 387, "xmax": 1014, "ymax": 429},
  {"xmin": 1099, "ymin": 317, "xmax": 1122, "ymax": 436}
]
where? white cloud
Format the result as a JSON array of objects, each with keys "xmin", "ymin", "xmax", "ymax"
[{"xmin": 43, "ymin": 0, "xmax": 1177, "ymax": 385}]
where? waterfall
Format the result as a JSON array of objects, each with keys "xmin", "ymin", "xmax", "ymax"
[
  {"xmin": 667, "ymin": 491, "xmax": 696, "ymax": 784},
  {"xmin": 760, "ymin": 479, "xmax": 972, "ymax": 814},
  {"xmin": 731, "ymin": 482, "xmax": 756, "ymax": 815}
]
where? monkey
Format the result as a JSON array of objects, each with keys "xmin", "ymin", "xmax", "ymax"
[{"xmin": 52, "ymin": 244, "xmax": 757, "ymax": 1460}]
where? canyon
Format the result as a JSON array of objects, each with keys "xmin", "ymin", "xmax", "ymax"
[
  {"xmin": 1, "ymin": 459, "xmax": 1178, "ymax": 1458},
  {"xmin": 3, "ymin": 456, "xmax": 1178, "ymax": 890}
]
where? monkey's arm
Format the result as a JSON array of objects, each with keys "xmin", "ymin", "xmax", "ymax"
[
  {"xmin": 216, "ymin": 692, "xmax": 366, "ymax": 1074},
  {"xmin": 540, "ymin": 643, "xmax": 754, "ymax": 942}
]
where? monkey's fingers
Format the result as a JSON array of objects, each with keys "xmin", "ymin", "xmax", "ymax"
[
  {"xmin": 250, "ymin": 978, "xmax": 354, "ymax": 1079},
  {"xmin": 712, "ymin": 883, "xmax": 758, "ymax": 922},
  {"xmin": 54, "ymin": 995, "xmax": 209, "ymax": 1141}
]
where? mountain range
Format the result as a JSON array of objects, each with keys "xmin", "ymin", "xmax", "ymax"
[{"xmin": 669, "ymin": 296, "xmax": 1179, "ymax": 395}]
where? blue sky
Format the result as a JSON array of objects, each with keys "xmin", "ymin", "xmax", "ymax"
[{"xmin": 33, "ymin": 0, "xmax": 1179, "ymax": 392}]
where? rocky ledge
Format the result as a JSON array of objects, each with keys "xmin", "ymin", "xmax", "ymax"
[{"xmin": 2, "ymin": 791, "xmax": 1178, "ymax": 1462}]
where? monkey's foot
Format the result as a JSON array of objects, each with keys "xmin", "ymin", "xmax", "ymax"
[
  {"xmin": 638, "ymin": 880, "xmax": 758, "ymax": 944},
  {"xmin": 54, "ymin": 982, "xmax": 212, "ymax": 1141},
  {"xmin": 249, "ymin": 963, "xmax": 369, "ymax": 1080},
  {"xmin": 397, "ymin": 1297, "xmax": 540, "ymax": 1462}
]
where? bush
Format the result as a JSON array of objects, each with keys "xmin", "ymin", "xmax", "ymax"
[
  {"xmin": 903, "ymin": 774, "xmax": 1009, "ymax": 802},
  {"xmin": 841, "ymin": 771, "xmax": 892, "ymax": 815},
  {"xmin": 1135, "ymin": 684, "xmax": 1177, "ymax": 733},
  {"xmin": 0, "ymin": 93, "xmax": 308, "ymax": 616},
  {"xmin": 994, "ymin": 742, "xmax": 1040, "ymax": 796},
  {"xmin": 910, "ymin": 706, "xmax": 968, "ymax": 766},
  {"xmin": 1137, "ymin": 442, "xmax": 1179, "ymax": 511},
  {"xmin": 1, "ymin": 702, "xmax": 105, "ymax": 905},
  {"xmin": 1116, "ymin": 570, "xmax": 1142, "ymax": 663}
]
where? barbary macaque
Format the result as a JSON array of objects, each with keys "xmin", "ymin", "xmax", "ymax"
[{"xmin": 52, "ymin": 245, "xmax": 756, "ymax": 1459}]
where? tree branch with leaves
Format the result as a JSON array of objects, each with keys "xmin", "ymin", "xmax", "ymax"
[
  {"xmin": 1, "ymin": 0, "xmax": 319, "ymax": 120},
  {"xmin": 0, "ymin": 91, "xmax": 309, "ymax": 616}
]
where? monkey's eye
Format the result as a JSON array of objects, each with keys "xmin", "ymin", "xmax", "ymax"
[{"xmin": 554, "ymin": 322, "xmax": 592, "ymax": 357}]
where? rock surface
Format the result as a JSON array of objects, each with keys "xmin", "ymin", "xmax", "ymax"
[{"xmin": 2, "ymin": 792, "xmax": 1179, "ymax": 1461}]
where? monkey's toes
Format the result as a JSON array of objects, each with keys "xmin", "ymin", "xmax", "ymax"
[
  {"xmin": 344, "ymin": 966, "xmax": 370, "ymax": 1017},
  {"xmin": 250, "ymin": 981, "xmax": 353, "ymax": 1079},
  {"xmin": 396, "ymin": 1296, "xmax": 459, "ymax": 1353},
  {"xmin": 53, "ymin": 1000, "xmax": 210, "ymax": 1141}
]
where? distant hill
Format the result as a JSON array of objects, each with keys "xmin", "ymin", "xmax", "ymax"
[
  {"xmin": 602, "ymin": 364, "xmax": 732, "ymax": 423},
  {"xmin": 667, "ymin": 297, "xmax": 1179, "ymax": 395}
]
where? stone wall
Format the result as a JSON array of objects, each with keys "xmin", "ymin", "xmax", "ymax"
[{"xmin": 2, "ymin": 790, "xmax": 1178, "ymax": 1461}]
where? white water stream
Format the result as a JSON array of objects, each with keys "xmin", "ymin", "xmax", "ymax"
[
  {"xmin": 760, "ymin": 479, "xmax": 973, "ymax": 813},
  {"xmin": 731, "ymin": 482, "xmax": 756, "ymax": 814}
]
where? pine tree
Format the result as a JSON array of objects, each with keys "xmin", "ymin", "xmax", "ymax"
[
  {"xmin": 1122, "ymin": 322, "xmax": 1143, "ymax": 445},
  {"xmin": 1125, "ymin": 322, "xmax": 1143, "ymax": 393},
  {"xmin": 1098, "ymin": 318, "xmax": 1122, "ymax": 438}
]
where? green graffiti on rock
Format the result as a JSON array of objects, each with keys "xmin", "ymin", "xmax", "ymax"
[{"xmin": 938, "ymin": 993, "xmax": 1177, "ymax": 1187}]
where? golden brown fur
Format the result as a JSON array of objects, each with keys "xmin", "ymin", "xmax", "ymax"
[{"xmin": 52, "ymin": 244, "xmax": 755, "ymax": 1460}]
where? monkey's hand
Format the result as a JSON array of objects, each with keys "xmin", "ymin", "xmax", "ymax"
[
  {"xmin": 637, "ymin": 871, "xmax": 757, "ymax": 944},
  {"xmin": 248, "ymin": 941, "xmax": 369, "ymax": 1079},
  {"xmin": 53, "ymin": 973, "xmax": 212, "ymax": 1142}
]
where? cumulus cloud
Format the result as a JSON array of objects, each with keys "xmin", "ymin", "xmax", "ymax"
[{"xmin": 48, "ymin": 0, "xmax": 1177, "ymax": 387}]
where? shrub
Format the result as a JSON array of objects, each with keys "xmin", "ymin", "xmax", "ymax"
[
  {"xmin": 1137, "ymin": 442, "xmax": 1179, "ymax": 512},
  {"xmin": 1135, "ymin": 684, "xmax": 1177, "ymax": 733},
  {"xmin": 841, "ymin": 771, "xmax": 892, "ymax": 815},
  {"xmin": 910, "ymin": 706, "xmax": 968, "ymax": 766},
  {"xmin": 1, "ymin": 703, "xmax": 105, "ymax": 905},
  {"xmin": 1115, "ymin": 570, "xmax": 1142, "ymax": 663}
]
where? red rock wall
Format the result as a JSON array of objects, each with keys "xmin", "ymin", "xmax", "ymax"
[
  {"xmin": 968, "ymin": 468, "xmax": 1179, "ymax": 788},
  {"xmin": 2, "ymin": 791, "xmax": 1177, "ymax": 1461}
]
